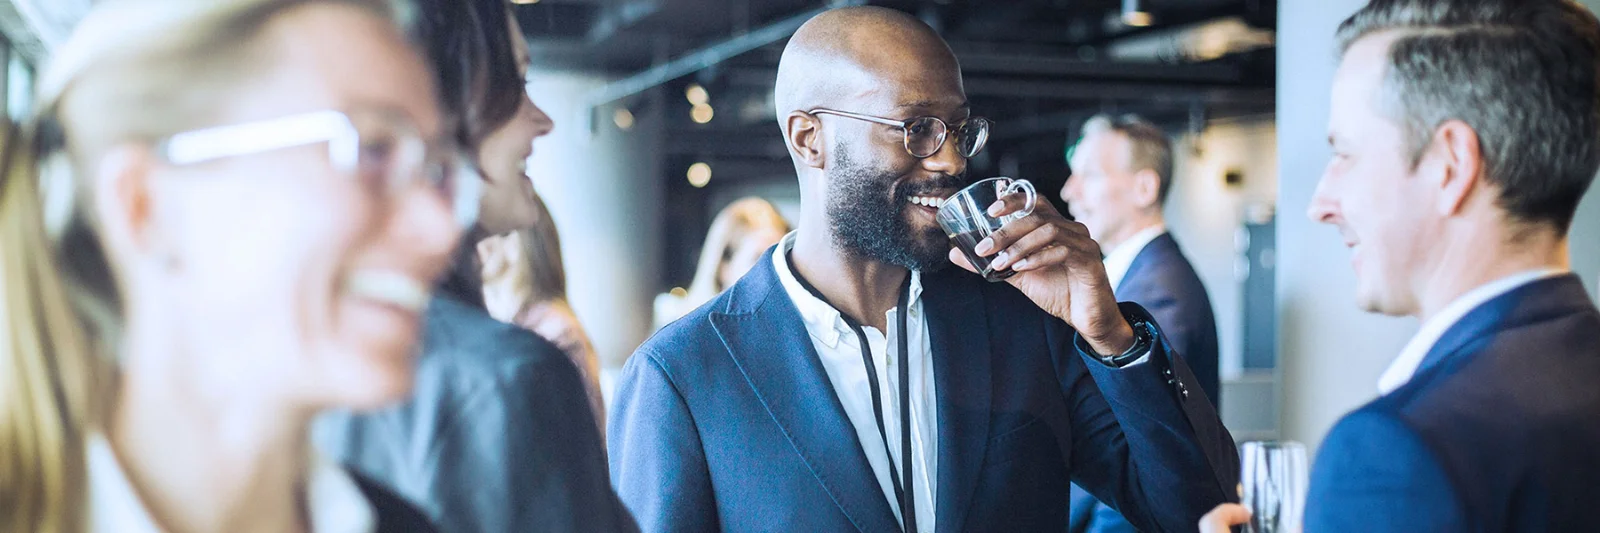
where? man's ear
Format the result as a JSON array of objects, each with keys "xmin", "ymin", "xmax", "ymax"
[
  {"xmin": 1132, "ymin": 168, "xmax": 1162, "ymax": 210},
  {"xmin": 90, "ymin": 144, "xmax": 163, "ymax": 266},
  {"xmin": 785, "ymin": 111, "xmax": 825, "ymax": 170},
  {"xmin": 1430, "ymin": 120, "xmax": 1483, "ymax": 217}
]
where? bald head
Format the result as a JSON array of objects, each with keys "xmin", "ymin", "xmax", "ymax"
[{"xmin": 774, "ymin": 7, "xmax": 963, "ymax": 127}]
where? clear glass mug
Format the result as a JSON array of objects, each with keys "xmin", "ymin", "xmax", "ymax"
[
  {"xmin": 937, "ymin": 177, "xmax": 1037, "ymax": 282},
  {"xmin": 1240, "ymin": 440, "xmax": 1308, "ymax": 533}
]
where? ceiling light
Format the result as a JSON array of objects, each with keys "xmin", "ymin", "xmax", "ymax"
[
  {"xmin": 511, "ymin": 0, "xmax": 540, "ymax": 4},
  {"xmin": 686, "ymin": 84, "xmax": 710, "ymax": 106},
  {"xmin": 613, "ymin": 108, "xmax": 635, "ymax": 130},
  {"xmin": 691, "ymin": 103, "xmax": 714, "ymax": 124},
  {"xmin": 687, "ymin": 162, "xmax": 712, "ymax": 188}
]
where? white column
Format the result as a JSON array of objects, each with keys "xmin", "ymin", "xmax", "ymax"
[{"xmin": 525, "ymin": 74, "xmax": 665, "ymax": 384}]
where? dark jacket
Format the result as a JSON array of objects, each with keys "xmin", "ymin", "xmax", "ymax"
[
  {"xmin": 608, "ymin": 252, "xmax": 1238, "ymax": 533},
  {"xmin": 1307, "ymin": 275, "xmax": 1600, "ymax": 532},
  {"xmin": 349, "ymin": 470, "xmax": 439, "ymax": 532},
  {"xmin": 315, "ymin": 295, "xmax": 639, "ymax": 533},
  {"xmin": 1071, "ymin": 232, "xmax": 1222, "ymax": 533}
]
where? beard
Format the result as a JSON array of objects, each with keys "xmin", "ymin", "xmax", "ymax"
[{"xmin": 825, "ymin": 144, "xmax": 962, "ymax": 272}]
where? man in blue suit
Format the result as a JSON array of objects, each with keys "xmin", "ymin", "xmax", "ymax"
[
  {"xmin": 1063, "ymin": 115, "xmax": 1221, "ymax": 533},
  {"xmin": 1202, "ymin": 0, "xmax": 1600, "ymax": 531},
  {"xmin": 610, "ymin": 6, "xmax": 1238, "ymax": 533}
]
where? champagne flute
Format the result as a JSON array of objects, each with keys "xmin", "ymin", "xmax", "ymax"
[{"xmin": 1240, "ymin": 440, "xmax": 1308, "ymax": 533}]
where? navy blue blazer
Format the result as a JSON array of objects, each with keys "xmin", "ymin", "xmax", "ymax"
[
  {"xmin": 1307, "ymin": 275, "xmax": 1600, "ymax": 532},
  {"xmin": 1115, "ymin": 233, "xmax": 1220, "ymax": 406},
  {"xmin": 609, "ymin": 252, "xmax": 1238, "ymax": 533},
  {"xmin": 316, "ymin": 295, "xmax": 638, "ymax": 533},
  {"xmin": 1070, "ymin": 233, "xmax": 1222, "ymax": 533}
]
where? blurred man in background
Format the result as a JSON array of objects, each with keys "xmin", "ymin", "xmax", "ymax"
[{"xmin": 1062, "ymin": 114, "xmax": 1220, "ymax": 533}]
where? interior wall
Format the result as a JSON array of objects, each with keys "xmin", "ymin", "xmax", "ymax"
[
  {"xmin": 1166, "ymin": 117, "xmax": 1279, "ymax": 379},
  {"xmin": 1275, "ymin": 0, "xmax": 1600, "ymax": 454},
  {"xmin": 524, "ymin": 74, "xmax": 666, "ymax": 385}
]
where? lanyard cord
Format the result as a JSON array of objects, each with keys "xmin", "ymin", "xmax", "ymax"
[{"xmin": 788, "ymin": 254, "xmax": 917, "ymax": 532}]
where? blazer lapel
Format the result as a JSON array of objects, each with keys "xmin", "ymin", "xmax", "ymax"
[
  {"xmin": 921, "ymin": 272, "xmax": 993, "ymax": 533},
  {"xmin": 711, "ymin": 258, "xmax": 902, "ymax": 533},
  {"xmin": 1413, "ymin": 275, "xmax": 1591, "ymax": 384}
]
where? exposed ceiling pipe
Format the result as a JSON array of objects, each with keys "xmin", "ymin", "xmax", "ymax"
[{"xmin": 581, "ymin": 0, "xmax": 865, "ymax": 130}]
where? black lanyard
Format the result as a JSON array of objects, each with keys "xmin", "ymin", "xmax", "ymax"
[{"xmin": 788, "ymin": 253, "xmax": 917, "ymax": 532}]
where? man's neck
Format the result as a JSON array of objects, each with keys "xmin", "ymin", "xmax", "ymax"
[
  {"xmin": 791, "ymin": 227, "xmax": 908, "ymax": 332},
  {"xmin": 1100, "ymin": 215, "xmax": 1165, "ymax": 256},
  {"xmin": 1414, "ymin": 223, "xmax": 1569, "ymax": 323}
]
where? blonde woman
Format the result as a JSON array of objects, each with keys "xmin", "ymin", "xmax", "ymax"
[
  {"xmin": 652, "ymin": 197, "xmax": 790, "ymax": 330},
  {"xmin": 0, "ymin": 0, "xmax": 468, "ymax": 531},
  {"xmin": 479, "ymin": 195, "xmax": 603, "ymax": 425}
]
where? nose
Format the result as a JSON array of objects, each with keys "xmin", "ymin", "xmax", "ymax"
[
  {"xmin": 1060, "ymin": 173, "xmax": 1080, "ymax": 203},
  {"xmin": 526, "ymin": 95, "xmax": 555, "ymax": 139},
  {"xmin": 921, "ymin": 131, "xmax": 967, "ymax": 178},
  {"xmin": 1306, "ymin": 169, "xmax": 1340, "ymax": 225},
  {"xmin": 388, "ymin": 183, "xmax": 462, "ymax": 281}
]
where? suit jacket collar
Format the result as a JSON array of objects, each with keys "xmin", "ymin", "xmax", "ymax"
[
  {"xmin": 711, "ymin": 253, "xmax": 901, "ymax": 533},
  {"xmin": 711, "ymin": 253, "xmax": 994, "ymax": 533},
  {"xmin": 1409, "ymin": 274, "xmax": 1594, "ymax": 390},
  {"xmin": 1115, "ymin": 232, "xmax": 1176, "ymax": 294},
  {"xmin": 919, "ymin": 267, "xmax": 993, "ymax": 533}
]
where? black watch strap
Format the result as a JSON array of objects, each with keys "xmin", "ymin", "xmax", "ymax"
[{"xmin": 1081, "ymin": 303, "xmax": 1158, "ymax": 367}]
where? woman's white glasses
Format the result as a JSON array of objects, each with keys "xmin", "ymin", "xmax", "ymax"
[{"xmin": 157, "ymin": 108, "xmax": 480, "ymax": 228}]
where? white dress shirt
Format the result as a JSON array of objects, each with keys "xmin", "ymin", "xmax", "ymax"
[
  {"xmin": 1377, "ymin": 269, "xmax": 1568, "ymax": 394},
  {"xmin": 1102, "ymin": 225, "xmax": 1167, "ymax": 290},
  {"xmin": 773, "ymin": 233, "xmax": 938, "ymax": 533},
  {"xmin": 90, "ymin": 434, "xmax": 377, "ymax": 533}
]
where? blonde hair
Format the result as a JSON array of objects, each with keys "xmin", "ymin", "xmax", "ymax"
[
  {"xmin": 687, "ymin": 197, "xmax": 789, "ymax": 301},
  {"xmin": 0, "ymin": 0, "xmax": 394, "ymax": 530}
]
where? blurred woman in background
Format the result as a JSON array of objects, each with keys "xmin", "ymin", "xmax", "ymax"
[
  {"xmin": 479, "ymin": 194, "xmax": 604, "ymax": 425},
  {"xmin": 312, "ymin": 0, "xmax": 637, "ymax": 531},
  {"xmin": 653, "ymin": 197, "xmax": 790, "ymax": 330},
  {"xmin": 0, "ymin": 0, "xmax": 464, "ymax": 531}
]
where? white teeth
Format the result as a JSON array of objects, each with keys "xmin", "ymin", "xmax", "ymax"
[
  {"xmin": 347, "ymin": 270, "xmax": 430, "ymax": 313},
  {"xmin": 908, "ymin": 196, "xmax": 944, "ymax": 208}
]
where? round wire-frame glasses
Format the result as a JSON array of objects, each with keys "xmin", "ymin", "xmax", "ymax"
[{"xmin": 809, "ymin": 107, "xmax": 991, "ymax": 159}]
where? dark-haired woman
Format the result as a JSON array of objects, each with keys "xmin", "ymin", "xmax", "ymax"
[{"xmin": 313, "ymin": 0, "xmax": 637, "ymax": 531}]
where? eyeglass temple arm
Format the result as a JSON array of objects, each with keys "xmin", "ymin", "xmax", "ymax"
[
  {"xmin": 807, "ymin": 108, "xmax": 908, "ymax": 128},
  {"xmin": 161, "ymin": 110, "xmax": 356, "ymax": 166}
]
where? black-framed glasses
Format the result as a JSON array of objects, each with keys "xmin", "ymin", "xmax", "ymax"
[
  {"xmin": 809, "ymin": 108, "xmax": 991, "ymax": 159},
  {"xmin": 156, "ymin": 107, "xmax": 480, "ymax": 228}
]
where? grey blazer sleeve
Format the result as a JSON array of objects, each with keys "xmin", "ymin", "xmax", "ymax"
[{"xmin": 418, "ymin": 353, "xmax": 639, "ymax": 533}]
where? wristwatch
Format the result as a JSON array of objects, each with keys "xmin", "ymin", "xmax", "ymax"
[{"xmin": 1085, "ymin": 303, "xmax": 1158, "ymax": 367}]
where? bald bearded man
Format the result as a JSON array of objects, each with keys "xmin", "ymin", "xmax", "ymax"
[{"xmin": 608, "ymin": 7, "xmax": 1238, "ymax": 533}]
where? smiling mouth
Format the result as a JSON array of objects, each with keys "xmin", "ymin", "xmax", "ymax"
[
  {"xmin": 347, "ymin": 270, "xmax": 431, "ymax": 314},
  {"xmin": 907, "ymin": 195, "xmax": 946, "ymax": 209}
]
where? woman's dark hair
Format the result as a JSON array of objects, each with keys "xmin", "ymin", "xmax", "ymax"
[
  {"xmin": 406, "ymin": 0, "xmax": 528, "ymax": 308},
  {"xmin": 409, "ymin": 0, "xmax": 526, "ymax": 148}
]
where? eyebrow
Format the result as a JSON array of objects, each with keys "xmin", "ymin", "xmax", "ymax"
[{"xmin": 896, "ymin": 100, "xmax": 969, "ymax": 110}]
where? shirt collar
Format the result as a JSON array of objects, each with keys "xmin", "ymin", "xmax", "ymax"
[
  {"xmin": 772, "ymin": 231, "xmax": 924, "ymax": 348},
  {"xmin": 89, "ymin": 433, "xmax": 377, "ymax": 533},
  {"xmin": 1102, "ymin": 225, "xmax": 1167, "ymax": 289},
  {"xmin": 1377, "ymin": 268, "xmax": 1568, "ymax": 394}
]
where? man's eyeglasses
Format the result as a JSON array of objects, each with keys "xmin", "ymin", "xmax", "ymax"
[
  {"xmin": 157, "ymin": 108, "xmax": 480, "ymax": 228},
  {"xmin": 808, "ymin": 108, "xmax": 991, "ymax": 159}
]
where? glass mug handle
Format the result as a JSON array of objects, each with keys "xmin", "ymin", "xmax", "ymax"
[{"xmin": 998, "ymin": 177, "xmax": 1037, "ymax": 218}]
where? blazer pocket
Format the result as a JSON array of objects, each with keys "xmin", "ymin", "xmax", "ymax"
[
  {"xmin": 977, "ymin": 417, "xmax": 1071, "ymax": 525},
  {"xmin": 983, "ymin": 417, "xmax": 1065, "ymax": 473}
]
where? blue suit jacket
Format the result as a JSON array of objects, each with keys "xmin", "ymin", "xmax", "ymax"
[
  {"xmin": 316, "ymin": 295, "xmax": 639, "ymax": 533},
  {"xmin": 609, "ymin": 253, "xmax": 1238, "ymax": 533},
  {"xmin": 1071, "ymin": 233, "xmax": 1222, "ymax": 533},
  {"xmin": 1307, "ymin": 275, "xmax": 1600, "ymax": 532}
]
